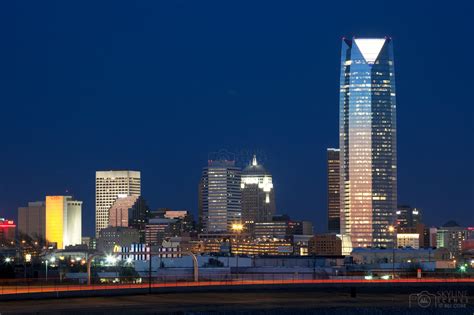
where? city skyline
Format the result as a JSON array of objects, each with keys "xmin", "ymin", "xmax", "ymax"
[{"xmin": 0, "ymin": 2, "xmax": 472, "ymax": 237}]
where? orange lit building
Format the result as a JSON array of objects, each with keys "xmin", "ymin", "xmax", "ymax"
[{"xmin": 46, "ymin": 196, "xmax": 82, "ymax": 249}]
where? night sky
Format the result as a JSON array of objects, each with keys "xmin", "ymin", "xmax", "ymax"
[{"xmin": 1, "ymin": 1, "xmax": 472, "ymax": 236}]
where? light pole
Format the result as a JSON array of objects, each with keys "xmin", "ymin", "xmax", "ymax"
[
  {"xmin": 45, "ymin": 260, "xmax": 48, "ymax": 282},
  {"xmin": 388, "ymin": 225, "xmax": 395, "ymax": 279},
  {"xmin": 231, "ymin": 223, "xmax": 243, "ymax": 279}
]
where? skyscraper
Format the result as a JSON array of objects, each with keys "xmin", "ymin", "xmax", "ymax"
[
  {"xmin": 199, "ymin": 153, "xmax": 241, "ymax": 233},
  {"xmin": 327, "ymin": 148, "xmax": 340, "ymax": 233},
  {"xmin": 339, "ymin": 37, "xmax": 397, "ymax": 249},
  {"xmin": 241, "ymin": 155, "xmax": 276, "ymax": 224},
  {"xmin": 95, "ymin": 170, "xmax": 141, "ymax": 237},
  {"xmin": 45, "ymin": 196, "xmax": 82, "ymax": 249},
  {"xmin": 396, "ymin": 205, "xmax": 422, "ymax": 229}
]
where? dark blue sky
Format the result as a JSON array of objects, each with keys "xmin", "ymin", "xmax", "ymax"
[{"xmin": 1, "ymin": 1, "xmax": 472, "ymax": 236}]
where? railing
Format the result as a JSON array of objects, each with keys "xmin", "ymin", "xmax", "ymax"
[{"xmin": 0, "ymin": 271, "xmax": 472, "ymax": 297}]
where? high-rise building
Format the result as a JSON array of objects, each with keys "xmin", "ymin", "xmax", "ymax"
[
  {"xmin": 339, "ymin": 37, "xmax": 397, "ymax": 249},
  {"xmin": 108, "ymin": 195, "xmax": 149, "ymax": 231},
  {"xmin": 241, "ymin": 155, "xmax": 276, "ymax": 224},
  {"xmin": 199, "ymin": 154, "xmax": 241, "ymax": 233},
  {"xmin": 45, "ymin": 196, "xmax": 82, "ymax": 249},
  {"xmin": 396, "ymin": 205, "xmax": 422, "ymax": 229},
  {"xmin": 95, "ymin": 170, "xmax": 141, "ymax": 237},
  {"xmin": 18, "ymin": 201, "xmax": 46, "ymax": 240},
  {"xmin": 327, "ymin": 148, "xmax": 340, "ymax": 233},
  {"xmin": 436, "ymin": 221, "xmax": 473, "ymax": 258}
]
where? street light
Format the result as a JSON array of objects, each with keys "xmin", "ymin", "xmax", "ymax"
[
  {"xmin": 388, "ymin": 225, "xmax": 395, "ymax": 279},
  {"xmin": 231, "ymin": 223, "xmax": 244, "ymax": 279},
  {"xmin": 105, "ymin": 255, "xmax": 118, "ymax": 265},
  {"xmin": 45, "ymin": 257, "xmax": 56, "ymax": 282}
]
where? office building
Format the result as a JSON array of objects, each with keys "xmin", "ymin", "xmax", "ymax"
[
  {"xmin": 422, "ymin": 227, "xmax": 438, "ymax": 248},
  {"xmin": 231, "ymin": 239, "xmax": 293, "ymax": 256},
  {"xmin": 199, "ymin": 154, "xmax": 241, "ymax": 233},
  {"xmin": 145, "ymin": 218, "xmax": 176, "ymax": 246},
  {"xmin": 95, "ymin": 170, "xmax": 141, "ymax": 237},
  {"xmin": 18, "ymin": 201, "xmax": 46, "ymax": 240},
  {"xmin": 45, "ymin": 196, "xmax": 82, "ymax": 249},
  {"xmin": 108, "ymin": 195, "xmax": 149, "ymax": 231},
  {"xmin": 308, "ymin": 234, "xmax": 342, "ymax": 256},
  {"xmin": 339, "ymin": 37, "xmax": 397, "ymax": 249},
  {"xmin": 254, "ymin": 221, "xmax": 288, "ymax": 240},
  {"xmin": 241, "ymin": 155, "xmax": 276, "ymax": 224},
  {"xmin": 436, "ymin": 221, "xmax": 473, "ymax": 258},
  {"xmin": 97, "ymin": 226, "xmax": 140, "ymax": 253},
  {"xmin": 396, "ymin": 205, "xmax": 422, "ymax": 229},
  {"xmin": 0, "ymin": 219, "xmax": 16, "ymax": 244},
  {"xmin": 327, "ymin": 148, "xmax": 340, "ymax": 233},
  {"xmin": 396, "ymin": 233, "xmax": 420, "ymax": 249}
]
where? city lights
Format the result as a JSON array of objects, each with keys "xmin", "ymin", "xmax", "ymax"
[{"xmin": 105, "ymin": 255, "xmax": 118, "ymax": 265}]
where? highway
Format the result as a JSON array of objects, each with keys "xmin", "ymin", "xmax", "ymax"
[
  {"xmin": 1, "ymin": 277, "xmax": 473, "ymax": 296},
  {"xmin": 0, "ymin": 281, "xmax": 473, "ymax": 314}
]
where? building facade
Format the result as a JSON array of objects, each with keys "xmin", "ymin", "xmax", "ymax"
[
  {"xmin": 199, "ymin": 155, "xmax": 242, "ymax": 233},
  {"xmin": 108, "ymin": 195, "xmax": 149, "ymax": 229},
  {"xmin": 95, "ymin": 170, "xmax": 141, "ymax": 237},
  {"xmin": 436, "ymin": 221, "xmax": 473, "ymax": 258},
  {"xmin": 308, "ymin": 234, "xmax": 342, "ymax": 256},
  {"xmin": 339, "ymin": 37, "xmax": 397, "ymax": 249},
  {"xmin": 18, "ymin": 201, "xmax": 46, "ymax": 240},
  {"xmin": 45, "ymin": 196, "xmax": 82, "ymax": 249},
  {"xmin": 396, "ymin": 233, "xmax": 420, "ymax": 249},
  {"xmin": 97, "ymin": 226, "xmax": 140, "ymax": 253},
  {"xmin": 327, "ymin": 148, "xmax": 340, "ymax": 233},
  {"xmin": 241, "ymin": 155, "xmax": 276, "ymax": 224},
  {"xmin": 396, "ymin": 205, "xmax": 422, "ymax": 229},
  {"xmin": 0, "ymin": 219, "xmax": 16, "ymax": 244}
]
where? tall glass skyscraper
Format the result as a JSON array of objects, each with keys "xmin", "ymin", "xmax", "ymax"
[
  {"xmin": 199, "ymin": 152, "xmax": 242, "ymax": 233},
  {"xmin": 339, "ymin": 37, "xmax": 397, "ymax": 249}
]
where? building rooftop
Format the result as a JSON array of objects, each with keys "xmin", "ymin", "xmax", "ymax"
[{"xmin": 242, "ymin": 155, "xmax": 268, "ymax": 175}]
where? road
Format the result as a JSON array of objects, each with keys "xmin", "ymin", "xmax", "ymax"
[
  {"xmin": 1, "ymin": 278, "xmax": 473, "ymax": 296},
  {"xmin": 0, "ymin": 287, "xmax": 473, "ymax": 314}
]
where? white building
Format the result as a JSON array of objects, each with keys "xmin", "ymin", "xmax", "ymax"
[
  {"xmin": 396, "ymin": 233, "xmax": 420, "ymax": 249},
  {"xmin": 95, "ymin": 170, "xmax": 141, "ymax": 237}
]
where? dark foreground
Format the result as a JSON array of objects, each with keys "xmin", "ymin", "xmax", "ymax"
[{"xmin": 0, "ymin": 285, "xmax": 473, "ymax": 315}]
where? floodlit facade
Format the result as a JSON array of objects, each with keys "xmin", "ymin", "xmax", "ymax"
[
  {"xmin": 396, "ymin": 233, "xmax": 420, "ymax": 249},
  {"xmin": 199, "ymin": 155, "xmax": 241, "ymax": 233},
  {"xmin": 95, "ymin": 170, "xmax": 141, "ymax": 237},
  {"xmin": 339, "ymin": 37, "xmax": 397, "ymax": 249},
  {"xmin": 45, "ymin": 196, "xmax": 82, "ymax": 249},
  {"xmin": 327, "ymin": 148, "xmax": 340, "ymax": 233},
  {"xmin": 241, "ymin": 155, "xmax": 276, "ymax": 224}
]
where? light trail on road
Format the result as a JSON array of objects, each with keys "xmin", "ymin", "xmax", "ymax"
[{"xmin": 1, "ymin": 278, "xmax": 473, "ymax": 296}]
